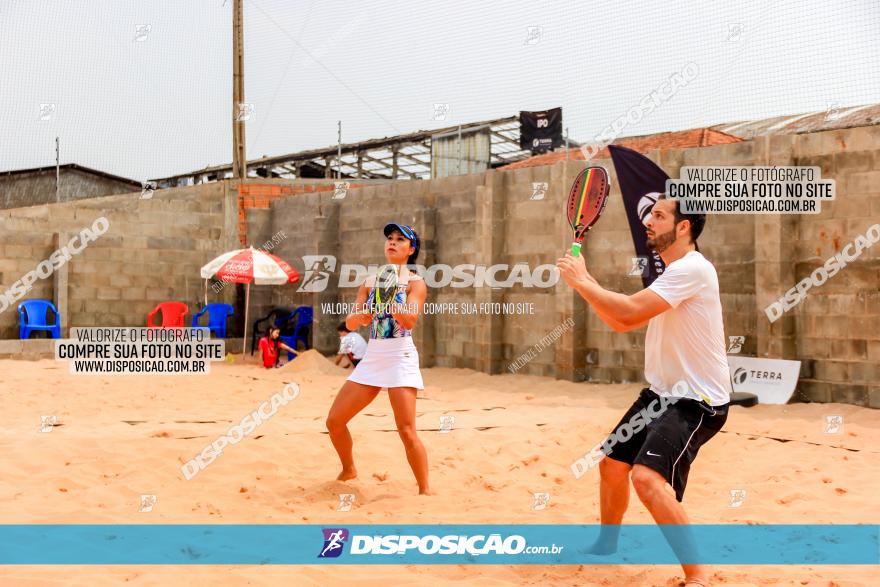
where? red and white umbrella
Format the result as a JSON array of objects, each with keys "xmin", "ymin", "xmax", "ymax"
[{"xmin": 200, "ymin": 247, "xmax": 300, "ymax": 353}]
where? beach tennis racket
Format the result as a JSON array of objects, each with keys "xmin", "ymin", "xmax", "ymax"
[
  {"xmin": 566, "ymin": 166, "xmax": 610, "ymax": 257},
  {"xmin": 373, "ymin": 264, "xmax": 399, "ymax": 313}
]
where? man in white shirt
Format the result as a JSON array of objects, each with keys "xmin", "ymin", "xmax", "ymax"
[
  {"xmin": 557, "ymin": 194, "xmax": 731, "ymax": 586},
  {"xmin": 334, "ymin": 322, "xmax": 367, "ymax": 368}
]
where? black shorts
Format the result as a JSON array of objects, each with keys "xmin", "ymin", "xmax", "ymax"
[{"xmin": 603, "ymin": 388, "xmax": 728, "ymax": 502}]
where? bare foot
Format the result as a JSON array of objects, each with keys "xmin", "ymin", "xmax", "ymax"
[
  {"xmin": 337, "ymin": 468, "xmax": 357, "ymax": 481},
  {"xmin": 419, "ymin": 488, "xmax": 434, "ymax": 495}
]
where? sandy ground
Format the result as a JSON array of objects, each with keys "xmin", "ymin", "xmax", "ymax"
[{"xmin": 0, "ymin": 350, "xmax": 877, "ymax": 586}]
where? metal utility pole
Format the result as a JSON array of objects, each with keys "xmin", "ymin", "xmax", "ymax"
[
  {"xmin": 232, "ymin": 0, "xmax": 247, "ymax": 179},
  {"xmin": 337, "ymin": 121, "xmax": 342, "ymax": 179},
  {"xmin": 55, "ymin": 136, "xmax": 60, "ymax": 202}
]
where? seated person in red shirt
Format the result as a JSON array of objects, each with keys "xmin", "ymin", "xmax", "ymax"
[{"xmin": 258, "ymin": 326, "xmax": 298, "ymax": 368}]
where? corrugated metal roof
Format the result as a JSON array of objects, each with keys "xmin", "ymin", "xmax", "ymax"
[
  {"xmin": 152, "ymin": 115, "xmax": 536, "ymax": 185},
  {"xmin": 501, "ymin": 103, "xmax": 880, "ymax": 171},
  {"xmin": 710, "ymin": 103, "xmax": 880, "ymax": 140}
]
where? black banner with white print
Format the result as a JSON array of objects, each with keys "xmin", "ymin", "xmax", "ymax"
[{"xmin": 609, "ymin": 145, "xmax": 668, "ymax": 287}]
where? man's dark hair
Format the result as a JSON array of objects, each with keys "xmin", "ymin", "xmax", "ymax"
[
  {"xmin": 337, "ymin": 322, "xmax": 350, "ymax": 333},
  {"xmin": 658, "ymin": 193, "xmax": 706, "ymax": 246}
]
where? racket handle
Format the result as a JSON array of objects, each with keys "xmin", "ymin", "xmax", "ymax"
[{"xmin": 571, "ymin": 242, "xmax": 582, "ymax": 257}]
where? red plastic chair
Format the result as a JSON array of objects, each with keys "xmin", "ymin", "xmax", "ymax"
[{"xmin": 147, "ymin": 301, "xmax": 189, "ymax": 328}]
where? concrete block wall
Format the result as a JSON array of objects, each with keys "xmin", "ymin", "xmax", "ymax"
[
  {"xmin": 264, "ymin": 175, "xmax": 473, "ymax": 359},
  {"xmin": 787, "ymin": 126, "xmax": 880, "ymax": 406},
  {"xmin": 239, "ymin": 191, "xmax": 324, "ymax": 354},
  {"xmin": 237, "ymin": 179, "xmax": 394, "ymax": 248},
  {"xmin": 239, "ymin": 178, "xmax": 414, "ymax": 354},
  {"xmin": 0, "ymin": 227, "xmax": 56, "ymax": 332},
  {"xmin": 0, "ymin": 182, "xmax": 238, "ymax": 339},
  {"xmin": 658, "ymin": 141, "xmax": 762, "ymax": 366},
  {"xmin": 252, "ymin": 126, "xmax": 877, "ymax": 406},
  {"xmin": 1, "ymin": 125, "xmax": 877, "ymax": 406}
]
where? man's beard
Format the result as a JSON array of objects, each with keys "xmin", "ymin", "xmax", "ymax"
[{"xmin": 646, "ymin": 229, "xmax": 677, "ymax": 253}]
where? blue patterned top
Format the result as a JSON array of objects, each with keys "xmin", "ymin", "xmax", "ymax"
[
  {"xmin": 367, "ymin": 268, "xmax": 421, "ymax": 340},
  {"xmin": 368, "ymin": 283, "xmax": 411, "ymax": 339}
]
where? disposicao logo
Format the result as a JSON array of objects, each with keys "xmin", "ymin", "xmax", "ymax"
[
  {"xmin": 348, "ymin": 533, "xmax": 527, "ymax": 555},
  {"xmin": 318, "ymin": 528, "xmax": 349, "ymax": 558},
  {"xmin": 315, "ymin": 530, "xmax": 558, "ymax": 558}
]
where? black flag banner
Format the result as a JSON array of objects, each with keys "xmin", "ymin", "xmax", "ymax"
[
  {"xmin": 519, "ymin": 107, "xmax": 563, "ymax": 153},
  {"xmin": 608, "ymin": 145, "xmax": 668, "ymax": 287}
]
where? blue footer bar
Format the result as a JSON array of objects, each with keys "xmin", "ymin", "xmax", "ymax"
[{"xmin": 0, "ymin": 525, "xmax": 876, "ymax": 565}]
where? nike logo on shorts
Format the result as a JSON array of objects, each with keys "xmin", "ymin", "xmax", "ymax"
[{"xmin": 646, "ymin": 451, "xmax": 661, "ymax": 457}]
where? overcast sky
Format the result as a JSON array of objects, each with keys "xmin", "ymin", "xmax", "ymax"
[{"xmin": 1, "ymin": 0, "xmax": 878, "ymax": 181}]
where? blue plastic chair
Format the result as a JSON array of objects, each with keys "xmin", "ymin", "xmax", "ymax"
[
  {"xmin": 279, "ymin": 306, "xmax": 313, "ymax": 360},
  {"xmin": 192, "ymin": 303, "xmax": 234, "ymax": 338},
  {"xmin": 18, "ymin": 300, "xmax": 61, "ymax": 339}
]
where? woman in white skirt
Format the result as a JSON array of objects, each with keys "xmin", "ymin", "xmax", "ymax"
[{"xmin": 325, "ymin": 222, "xmax": 431, "ymax": 495}]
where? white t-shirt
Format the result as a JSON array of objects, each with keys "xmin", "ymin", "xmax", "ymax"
[
  {"xmin": 645, "ymin": 251, "xmax": 732, "ymax": 406},
  {"xmin": 338, "ymin": 331, "xmax": 368, "ymax": 360}
]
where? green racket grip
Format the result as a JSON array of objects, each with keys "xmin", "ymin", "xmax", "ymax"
[{"xmin": 571, "ymin": 242, "xmax": 582, "ymax": 257}]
